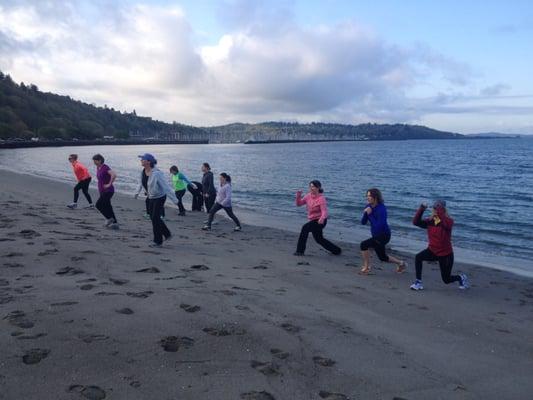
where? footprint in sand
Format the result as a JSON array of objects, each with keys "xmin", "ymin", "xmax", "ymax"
[
  {"xmin": 56, "ymin": 266, "xmax": 84, "ymax": 276},
  {"xmin": 136, "ymin": 267, "xmax": 160, "ymax": 273},
  {"xmin": 203, "ymin": 326, "xmax": 246, "ymax": 337},
  {"xmin": 240, "ymin": 391, "xmax": 276, "ymax": 400},
  {"xmin": 313, "ymin": 356, "xmax": 336, "ymax": 367},
  {"xmin": 80, "ymin": 284, "xmax": 95, "ymax": 291},
  {"xmin": 71, "ymin": 256, "xmax": 86, "ymax": 262},
  {"xmin": 319, "ymin": 391, "xmax": 349, "ymax": 400},
  {"xmin": 160, "ymin": 336, "xmax": 195, "ymax": 352},
  {"xmin": 22, "ymin": 348, "xmax": 50, "ymax": 365},
  {"xmin": 4, "ymin": 311, "xmax": 34, "ymax": 329},
  {"xmin": 179, "ymin": 304, "xmax": 201, "ymax": 313},
  {"xmin": 4, "ymin": 252, "xmax": 23, "ymax": 258},
  {"xmin": 67, "ymin": 385, "xmax": 106, "ymax": 400},
  {"xmin": 280, "ymin": 322, "xmax": 301, "ymax": 333},
  {"xmin": 109, "ymin": 278, "xmax": 129, "ymax": 285},
  {"xmin": 126, "ymin": 291, "xmax": 153, "ymax": 298},
  {"xmin": 18, "ymin": 229, "xmax": 41, "ymax": 239},
  {"xmin": 38, "ymin": 248, "xmax": 59, "ymax": 256},
  {"xmin": 297, "ymin": 261, "xmax": 310, "ymax": 266},
  {"xmin": 15, "ymin": 333, "xmax": 47, "ymax": 340},
  {"xmin": 78, "ymin": 334, "xmax": 109, "ymax": 343},
  {"xmin": 4, "ymin": 262, "xmax": 24, "ymax": 268},
  {"xmin": 217, "ymin": 289, "xmax": 237, "ymax": 296},
  {"xmin": 270, "ymin": 349, "xmax": 290, "ymax": 360},
  {"xmin": 250, "ymin": 360, "xmax": 281, "ymax": 376},
  {"xmin": 115, "ymin": 308, "xmax": 134, "ymax": 315},
  {"xmin": 190, "ymin": 264, "xmax": 210, "ymax": 271},
  {"xmin": 253, "ymin": 265, "xmax": 268, "ymax": 270}
]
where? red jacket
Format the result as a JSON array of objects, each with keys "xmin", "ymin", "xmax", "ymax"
[{"xmin": 412, "ymin": 205, "xmax": 453, "ymax": 256}]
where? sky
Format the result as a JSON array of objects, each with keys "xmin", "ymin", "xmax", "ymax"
[{"xmin": 0, "ymin": 0, "xmax": 532, "ymax": 133}]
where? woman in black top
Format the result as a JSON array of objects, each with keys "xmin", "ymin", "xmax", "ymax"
[{"xmin": 201, "ymin": 162, "xmax": 216, "ymax": 213}]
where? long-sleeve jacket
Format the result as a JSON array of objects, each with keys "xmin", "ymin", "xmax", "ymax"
[
  {"xmin": 296, "ymin": 192, "xmax": 328, "ymax": 224},
  {"xmin": 145, "ymin": 168, "xmax": 178, "ymax": 203},
  {"xmin": 215, "ymin": 183, "xmax": 232, "ymax": 207},
  {"xmin": 171, "ymin": 172, "xmax": 192, "ymax": 191},
  {"xmin": 412, "ymin": 205, "xmax": 454, "ymax": 256},
  {"xmin": 202, "ymin": 171, "xmax": 216, "ymax": 196},
  {"xmin": 361, "ymin": 203, "xmax": 391, "ymax": 237}
]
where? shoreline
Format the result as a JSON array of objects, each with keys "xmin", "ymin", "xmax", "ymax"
[
  {"xmin": 2, "ymin": 167, "xmax": 531, "ymax": 278},
  {"xmin": 1, "ymin": 169, "xmax": 533, "ymax": 399}
]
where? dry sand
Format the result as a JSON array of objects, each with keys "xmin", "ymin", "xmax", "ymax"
[{"xmin": 0, "ymin": 169, "xmax": 532, "ymax": 400}]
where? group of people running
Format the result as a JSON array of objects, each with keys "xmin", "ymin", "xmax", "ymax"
[{"xmin": 67, "ymin": 152, "xmax": 469, "ymax": 291}]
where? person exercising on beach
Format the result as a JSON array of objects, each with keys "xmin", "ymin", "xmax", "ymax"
[
  {"xmin": 134, "ymin": 157, "xmax": 164, "ymax": 220},
  {"xmin": 294, "ymin": 180, "xmax": 341, "ymax": 256},
  {"xmin": 67, "ymin": 154, "xmax": 93, "ymax": 209},
  {"xmin": 202, "ymin": 173, "xmax": 241, "ymax": 231},
  {"xmin": 410, "ymin": 200, "xmax": 469, "ymax": 291},
  {"xmin": 201, "ymin": 163, "xmax": 217, "ymax": 214},
  {"xmin": 92, "ymin": 154, "xmax": 119, "ymax": 229},
  {"xmin": 169, "ymin": 165, "xmax": 197, "ymax": 216},
  {"xmin": 359, "ymin": 188, "xmax": 406, "ymax": 274}
]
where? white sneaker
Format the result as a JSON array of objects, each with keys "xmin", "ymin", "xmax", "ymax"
[
  {"xmin": 85, "ymin": 204, "xmax": 95, "ymax": 209},
  {"xmin": 410, "ymin": 280, "xmax": 424, "ymax": 291},
  {"xmin": 234, "ymin": 226, "xmax": 242, "ymax": 232},
  {"xmin": 143, "ymin": 213, "xmax": 151, "ymax": 220},
  {"xmin": 108, "ymin": 223, "xmax": 119, "ymax": 230},
  {"xmin": 459, "ymin": 273, "xmax": 469, "ymax": 289},
  {"xmin": 104, "ymin": 218, "xmax": 114, "ymax": 227},
  {"xmin": 67, "ymin": 203, "xmax": 77, "ymax": 209}
]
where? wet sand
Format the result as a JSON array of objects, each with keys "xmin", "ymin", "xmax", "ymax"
[{"xmin": 1, "ymin": 169, "xmax": 532, "ymax": 400}]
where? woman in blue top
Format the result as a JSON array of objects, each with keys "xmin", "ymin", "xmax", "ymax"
[{"xmin": 359, "ymin": 188, "xmax": 406, "ymax": 275}]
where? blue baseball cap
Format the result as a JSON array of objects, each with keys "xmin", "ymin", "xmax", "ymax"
[{"xmin": 138, "ymin": 153, "xmax": 156, "ymax": 163}]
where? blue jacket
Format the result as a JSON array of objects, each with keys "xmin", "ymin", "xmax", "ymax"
[{"xmin": 361, "ymin": 203, "xmax": 391, "ymax": 237}]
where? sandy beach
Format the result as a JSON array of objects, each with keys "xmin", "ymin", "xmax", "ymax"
[{"xmin": 0, "ymin": 169, "xmax": 532, "ymax": 400}]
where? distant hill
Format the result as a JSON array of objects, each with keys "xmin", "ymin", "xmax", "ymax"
[
  {"xmin": 0, "ymin": 71, "xmax": 206, "ymax": 140},
  {"xmin": 205, "ymin": 121, "xmax": 463, "ymax": 143},
  {"xmin": 467, "ymin": 132, "xmax": 523, "ymax": 138},
  {"xmin": 1, "ymin": 71, "xmax": 464, "ymax": 143}
]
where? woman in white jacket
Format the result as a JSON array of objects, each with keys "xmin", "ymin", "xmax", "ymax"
[{"xmin": 202, "ymin": 173, "xmax": 241, "ymax": 231}]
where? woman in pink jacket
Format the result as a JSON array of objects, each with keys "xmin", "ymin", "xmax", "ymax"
[{"xmin": 294, "ymin": 180, "xmax": 342, "ymax": 256}]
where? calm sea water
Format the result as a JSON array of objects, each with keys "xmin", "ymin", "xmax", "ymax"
[{"xmin": 1, "ymin": 138, "xmax": 532, "ymax": 274}]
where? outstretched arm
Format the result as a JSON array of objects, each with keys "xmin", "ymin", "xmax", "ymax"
[{"xmin": 412, "ymin": 204, "xmax": 428, "ymax": 229}]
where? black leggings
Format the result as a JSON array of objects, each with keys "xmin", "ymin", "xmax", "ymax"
[
  {"xmin": 206, "ymin": 202, "xmax": 241, "ymax": 227},
  {"xmin": 204, "ymin": 193, "xmax": 216, "ymax": 214},
  {"xmin": 95, "ymin": 192, "xmax": 117, "ymax": 223},
  {"xmin": 188, "ymin": 182, "xmax": 203, "ymax": 211},
  {"xmin": 175, "ymin": 190, "xmax": 186, "ymax": 213},
  {"xmin": 148, "ymin": 196, "xmax": 171, "ymax": 244},
  {"xmin": 360, "ymin": 233, "xmax": 391, "ymax": 261},
  {"xmin": 145, "ymin": 195, "xmax": 164, "ymax": 217},
  {"xmin": 415, "ymin": 248, "xmax": 460, "ymax": 284},
  {"xmin": 296, "ymin": 219, "xmax": 341, "ymax": 255},
  {"xmin": 73, "ymin": 177, "xmax": 92, "ymax": 204}
]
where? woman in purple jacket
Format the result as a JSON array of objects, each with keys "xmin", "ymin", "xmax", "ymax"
[
  {"xmin": 359, "ymin": 188, "xmax": 406, "ymax": 274},
  {"xmin": 92, "ymin": 154, "xmax": 119, "ymax": 229}
]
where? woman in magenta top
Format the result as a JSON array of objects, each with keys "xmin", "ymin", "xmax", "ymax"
[
  {"xmin": 294, "ymin": 180, "xmax": 341, "ymax": 256},
  {"xmin": 92, "ymin": 153, "xmax": 118, "ymax": 229}
]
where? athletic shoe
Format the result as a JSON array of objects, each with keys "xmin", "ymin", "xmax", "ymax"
[
  {"xmin": 104, "ymin": 218, "xmax": 114, "ymax": 227},
  {"xmin": 148, "ymin": 242, "xmax": 162, "ymax": 248},
  {"xmin": 202, "ymin": 225, "xmax": 211, "ymax": 231},
  {"xmin": 85, "ymin": 204, "xmax": 95, "ymax": 209},
  {"xmin": 108, "ymin": 223, "xmax": 120, "ymax": 230},
  {"xmin": 178, "ymin": 211, "xmax": 186, "ymax": 216},
  {"xmin": 160, "ymin": 216, "xmax": 165, "ymax": 221},
  {"xmin": 293, "ymin": 252, "xmax": 304, "ymax": 256},
  {"xmin": 164, "ymin": 235, "xmax": 172, "ymax": 242},
  {"xmin": 67, "ymin": 203, "xmax": 78, "ymax": 209},
  {"xmin": 143, "ymin": 213, "xmax": 151, "ymax": 220},
  {"xmin": 410, "ymin": 280, "xmax": 424, "ymax": 291},
  {"xmin": 459, "ymin": 273, "xmax": 470, "ymax": 289},
  {"xmin": 234, "ymin": 226, "xmax": 242, "ymax": 232}
]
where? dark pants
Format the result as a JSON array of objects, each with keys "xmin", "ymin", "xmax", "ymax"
[
  {"xmin": 145, "ymin": 195, "xmax": 165, "ymax": 217},
  {"xmin": 73, "ymin": 177, "xmax": 92, "ymax": 204},
  {"xmin": 175, "ymin": 190, "xmax": 186, "ymax": 213},
  {"xmin": 415, "ymin": 248, "xmax": 460, "ymax": 284},
  {"xmin": 360, "ymin": 233, "xmax": 391, "ymax": 261},
  {"xmin": 296, "ymin": 219, "xmax": 341, "ymax": 255},
  {"xmin": 204, "ymin": 193, "xmax": 216, "ymax": 214},
  {"xmin": 188, "ymin": 182, "xmax": 203, "ymax": 211},
  {"xmin": 95, "ymin": 192, "xmax": 117, "ymax": 222},
  {"xmin": 148, "ymin": 196, "xmax": 171, "ymax": 245},
  {"xmin": 206, "ymin": 202, "xmax": 241, "ymax": 227}
]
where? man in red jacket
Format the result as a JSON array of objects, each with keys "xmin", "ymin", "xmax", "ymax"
[
  {"xmin": 410, "ymin": 200, "xmax": 469, "ymax": 291},
  {"xmin": 67, "ymin": 154, "xmax": 93, "ymax": 209}
]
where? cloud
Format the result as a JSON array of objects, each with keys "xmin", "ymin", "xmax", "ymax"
[
  {"xmin": 480, "ymin": 83, "xmax": 510, "ymax": 96},
  {"xmin": 0, "ymin": 0, "xmax": 522, "ymax": 130}
]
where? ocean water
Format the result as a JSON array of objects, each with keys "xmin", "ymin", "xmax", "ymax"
[{"xmin": 1, "ymin": 138, "xmax": 532, "ymax": 275}]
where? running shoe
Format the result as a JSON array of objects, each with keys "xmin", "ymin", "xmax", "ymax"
[
  {"xmin": 108, "ymin": 223, "xmax": 120, "ymax": 230},
  {"xmin": 148, "ymin": 242, "xmax": 162, "ymax": 248},
  {"xmin": 459, "ymin": 273, "xmax": 470, "ymax": 289},
  {"xmin": 293, "ymin": 252, "xmax": 304, "ymax": 256},
  {"xmin": 178, "ymin": 211, "xmax": 186, "ymax": 216},
  {"xmin": 234, "ymin": 226, "xmax": 242, "ymax": 232},
  {"xmin": 85, "ymin": 204, "xmax": 95, "ymax": 209},
  {"xmin": 143, "ymin": 213, "xmax": 151, "ymax": 220},
  {"xmin": 410, "ymin": 280, "xmax": 424, "ymax": 291},
  {"xmin": 67, "ymin": 203, "xmax": 78, "ymax": 209},
  {"xmin": 202, "ymin": 225, "xmax": 211, "ymax": 231},
  {"xmin": 164, "ymin": 235, "xmax": 172, "ymax": 242}
]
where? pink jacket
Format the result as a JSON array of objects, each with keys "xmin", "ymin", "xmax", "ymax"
[{"xmin": 296, "ymin": 192, "xmax": 328, "ymax": 224}]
